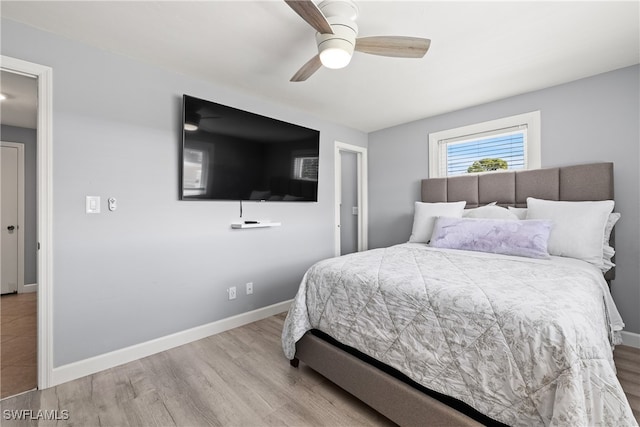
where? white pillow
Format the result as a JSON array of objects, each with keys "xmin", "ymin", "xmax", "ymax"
[
  {"xmin": 601, "ymin": 212, "xmax": 620, "ymax": 272},
  {"xmin": 604, "ymin": 212, "xmax": 620, "ymax": 247},
  {"xmin": 525, "ymin": 197, "xmax": 614, "ymax": 266},
  {"xmin": 464, "ymin": 202, "xmax": 497, "ymax": 213},
  {"xmin": 514, "ymin": 207, "xmax": 620, "ymax": 271},
  {"xmin": 409, "ymin": 201, "xmax": 466, "ymax": 243},
  {"xmin": 508, "ymin": 207, "xmax": 528, "ymax": 220},
  {"xmin": 463, "ymin": 205, "xmax": 518, "ymax": 220},
  {"xmin": 602, "ymin": 245, "xmax": 616, "ymax": 271}
]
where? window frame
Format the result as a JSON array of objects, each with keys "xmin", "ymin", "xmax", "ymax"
[{"xmin": 428, "ymin": 111, "xmax": 541, "ymax": 178}]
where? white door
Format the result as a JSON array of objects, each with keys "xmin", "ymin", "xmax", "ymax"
[{"xmin": 1, "ymin": 145, "xmax": 20, "ymax": 294}]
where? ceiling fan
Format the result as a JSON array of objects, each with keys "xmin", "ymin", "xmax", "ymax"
[{"xmin": 285, "ymin": 0, "xmax": 431, "ymax": 82}]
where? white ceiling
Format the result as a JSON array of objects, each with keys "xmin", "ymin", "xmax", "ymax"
[
  {"xmin": 0, "ymin": 70, "xmax": 37, "ymax": 129},
  {"xmin": 1, "ymin": 1, "xmax": 639, "ymax": 133}
]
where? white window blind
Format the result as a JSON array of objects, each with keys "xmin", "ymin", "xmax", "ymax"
[{"xmin": 441, "ymin": 125, "xmax": 527, "ymax": 176}]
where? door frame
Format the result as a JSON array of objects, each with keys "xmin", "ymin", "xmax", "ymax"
[
  {"xmin": 1, "ymin": 142, "xmax": 25, "ymax": 294},
  {"xmin": 334, "ymin": 141, "xmax": 368, "ymax": 256},
  {"xmin": 1, "ymin": 55, "xmax": 54, "ymax": 389}
]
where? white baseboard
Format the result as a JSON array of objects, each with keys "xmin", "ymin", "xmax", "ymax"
[
  {"xmin": 19, "ymin": 283, "xmax": 37, "ymax": 293},
  {"xmin": 621, "ymin": 331, "xmax": 640, "ymax": 349},
  {"xmin": 51, "ymin": 299, "xmax": 293, "ymax": 387}
]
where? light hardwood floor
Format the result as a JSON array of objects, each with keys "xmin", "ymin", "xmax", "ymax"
[
  {"xmin": 1, "ymin": 292, "xmax": 37, "ymax": 399},
  {"xmin": 1, "ymin": 313, "xmax": 394, "ymax": 426},
  {"xmin": 615, "ymin": 344, "xmax": 640, "ymax": 423},
  {"xmin": 1, "ymin": 312, "xmax": 638, "ymax": 426}
]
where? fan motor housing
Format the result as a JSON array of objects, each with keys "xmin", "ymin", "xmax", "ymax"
[{"xmin": 317, "ymin": 0, "xmax": 359, "ymax": 20}]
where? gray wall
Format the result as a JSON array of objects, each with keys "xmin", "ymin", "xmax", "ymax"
[
  {"xmin": 1, "ymin": 125, "xmax": 37, "ymax": 285},
  {"xmin": 1, "ymin": 19, "xmax": 367, "ymax": 366},
  {"xmin": 368, "ymin": 65, "xmax": 640, "ymax": 334}
]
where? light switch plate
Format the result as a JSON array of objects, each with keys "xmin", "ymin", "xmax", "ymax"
[{"xmin": 86, "ymin": 196, "xmax": 100, "ymax": 214}]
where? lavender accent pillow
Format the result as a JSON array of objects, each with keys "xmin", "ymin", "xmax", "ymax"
[{"xmin": 429, "ymin": 217, "xmax": 553, "ymax": 259}]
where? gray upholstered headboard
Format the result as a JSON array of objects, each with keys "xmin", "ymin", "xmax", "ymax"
[
  {"xmin": 421, "ymin": 162, "xmax": 615, "ymax": 280},
  {"xmin": 422, "ymin": 162, "xmax": 613, "ymax": 207}
]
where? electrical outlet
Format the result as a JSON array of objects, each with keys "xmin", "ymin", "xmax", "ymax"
[
  {"xmin": 228, "ymin": 286, "xmax": 237, "ymax": 300},
  {"xmin": 246, "ymin": 282, "xmax": 253, "ymax": 295}
]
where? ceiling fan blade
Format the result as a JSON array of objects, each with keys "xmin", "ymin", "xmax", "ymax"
[
  {"xmin": 355, "ymin": 36, "xmax": 431, "ymax": 58},
  {"xmin": 291, "ymin": 54, "xmax": 322, "ymax": 82},
  {"xmin": 284, "ymin": 0, "xmax": 334, "ymax": 34}
]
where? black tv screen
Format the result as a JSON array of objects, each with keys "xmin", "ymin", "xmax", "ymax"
[{"xmin": 181, "ymin": 95, "xmax": 320, "ymax": 201}]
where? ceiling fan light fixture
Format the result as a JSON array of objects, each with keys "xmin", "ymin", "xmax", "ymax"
[
  {"xmin": 315, "ymin": 15, "xmax": 358, "ymax": 70},
  {"xmin": 319, "ymin": 42, "xmax": 353, "ymax": 69},
  {"xmin": 184, "ymin": 111, "xmax": 200, "ymax": 131}
]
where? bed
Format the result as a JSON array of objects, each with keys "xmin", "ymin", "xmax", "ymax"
[{"xmin": 282, "ymin": 162, "xmax": 637, "ymax": 426}]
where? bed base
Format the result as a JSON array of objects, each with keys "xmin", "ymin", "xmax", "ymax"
[{"xmin": 291, "ymin": 332, "xmax": 485, "ymax": 427}]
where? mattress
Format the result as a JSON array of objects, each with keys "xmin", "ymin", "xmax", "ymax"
[{"xmin": 282, "ymin": 243, "xmax": 636, "ymax": 426}]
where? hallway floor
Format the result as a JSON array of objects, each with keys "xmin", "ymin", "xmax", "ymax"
[{"xmin": 1, "ymin": 292, "xmax": 37, "ymax": 399}]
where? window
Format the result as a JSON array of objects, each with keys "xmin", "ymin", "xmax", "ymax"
[
  {"xmin": 428, "ymin": 111, "xmax": 540, "ymax": 178},
  {"xmin": 293, "ymin": 156, "xmax": 319, "ymax": 181}
]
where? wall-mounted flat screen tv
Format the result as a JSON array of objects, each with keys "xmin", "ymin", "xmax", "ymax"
[{"xmin": 181, "ymin": 95, "xmax": 320, "ymax": 201}]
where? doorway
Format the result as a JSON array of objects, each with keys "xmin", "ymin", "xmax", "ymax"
[
  {"xmin": 1, "ymin": 55, "xmax": 54, "ymax": 393},
  {"xmin": 1, "ymin": 74, "xmax": 37, "ymax": 398},
  {"xmin": 339, "ymin": 151, "xmax": 358, "ymax": 255},
  {"xmin": 334, "ymin": 141, "xmax": 368, "ymax": 256}
]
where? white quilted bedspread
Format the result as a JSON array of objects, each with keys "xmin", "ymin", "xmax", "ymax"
[{"xmin": 282, "ymin": 244, "xmax": 636, "ymax": 426}]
